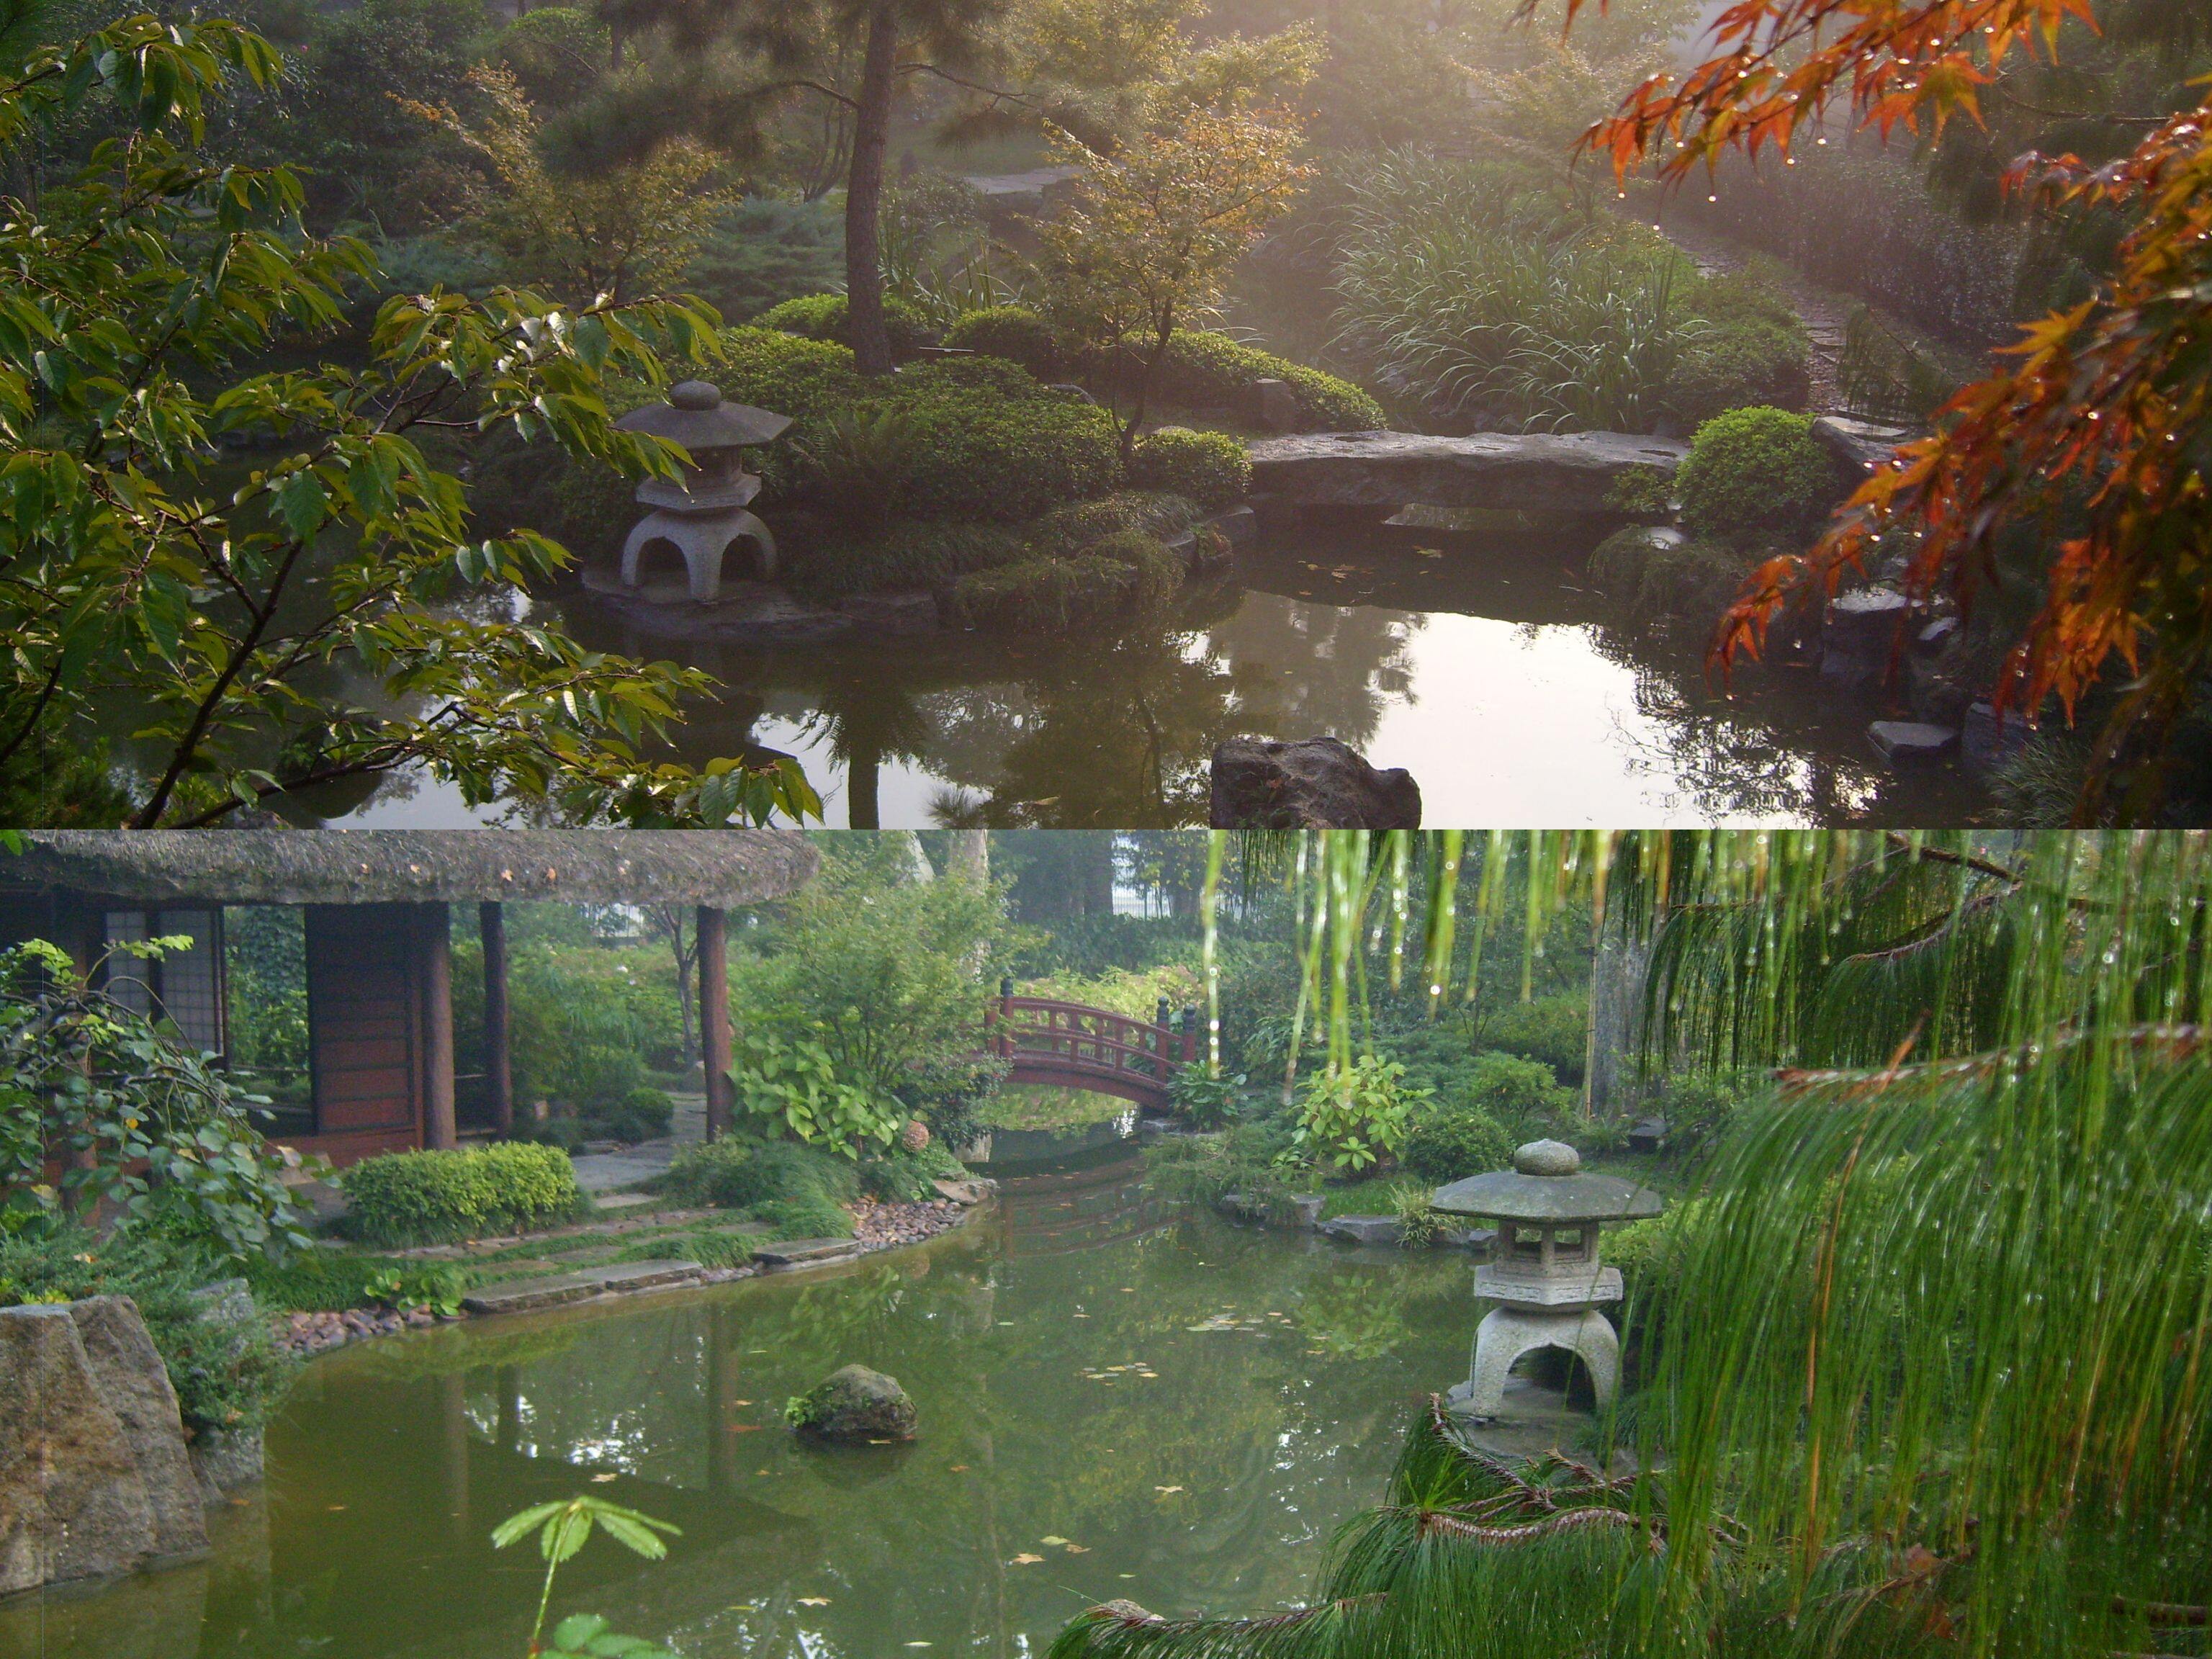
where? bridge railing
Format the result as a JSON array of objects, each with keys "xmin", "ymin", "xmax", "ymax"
[{"xmin": 985, "ymin": 995, "xmax": 1196, "ymax": 1089}]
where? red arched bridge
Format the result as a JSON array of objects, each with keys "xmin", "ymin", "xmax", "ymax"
[{"xmin": 983, "ymin": 992, "xmax": 1197, "ymax": 1111}]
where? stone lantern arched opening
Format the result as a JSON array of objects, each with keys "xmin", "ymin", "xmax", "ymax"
[
  {"xmin": 1429, "ymin": 1139, "xmax": 1663, "ymax": 1421},
  {"xmin": 612, "ymin": 381, "xmax": 791, "ymax": 603}
]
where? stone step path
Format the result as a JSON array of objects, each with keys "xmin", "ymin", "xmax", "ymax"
[
  {"xmin": 460, "ymin": 1260, "xmax": 706, "ymax": 1316},
  {"xmin": 752, "ymin": 1238, "xmax": 862, "ymax": 1269}
]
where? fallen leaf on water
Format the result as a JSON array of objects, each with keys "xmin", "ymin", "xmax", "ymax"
[
  {"xmin": 756, "ymin": 1469, "xmax": 770, "ymax": 1475},
  {"xmin": 798, "ymin": 1597, "xmax": 831, "ymax": 1606},
  {"xmin": 868, "ymin": 1438, "xmax": 893, "ymax": 1444},
  {"xmin": 1066, "ymin": 1545, "xmax": 1090, "ymax": 1554},
  {"xmin": 950, "ymin": 1464, "xmax": 968, "ymax": 1472},
  {"xmin": 732, "ymin": 1399, "xmax": 752, "ymax": 1406},
  {"xmin": 1012, "ymin": 1553, "xmax": 1044, "ymax": 1565},
  {"xmin": 1042, "ymin": 1536, "xmax": 1071, "ymax": 1547},
  {"xmin": 590, "ymin": 1473, "xmax": 619, "ymax": 1483},
  {"xmin": 1155, "ymin": 1485, "xmax": 1184, "ymax": 1495},
  {"xmin": 326, "ymin": 1504, "xmax": 347, "ymax": 1511},
  {"xmin": 730, "ymin": 1424, "xmax": 763, "ymax": 1434}
]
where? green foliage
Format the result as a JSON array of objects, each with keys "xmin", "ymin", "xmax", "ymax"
[
  {"xmin": 869, "ymin": 363, "xmax": 1125, "ymax": 524},
  {"xmin": 487, "ymin": 6, "xmax": 608, "ymax": 107},
  {"xmin": 491, "ymin": 1495, "xmax": 680, "ymax": 1659},
  {"xmin": 734, "ymin": 839, "xmax": 1012, "ymax": 1141},
  {"xmin": 613, "ymin": 1228, "xmax": 758, "ymax": 1267},
  {"xmin": 796, "ymin": 404, "xmax": 927, "ymax": 525},
  {"xmin": 1166, "ymin": 1066, "xmax": 1244, "ymax": 1129},
  {"xmin": 788, "ymin": 521, "xmax": 1023, "ymax": 603},
  {"xmin": 730, "ymin": 1030, "xmax": 905, "ymax": 1154},
  {"xmin": 856, "ymin": 1141, "xmax": 965, "ymax": 1202},
  {"xmin": 245, "ymin": 1249, "xmax": 466, "ymax": 1314},
  {"xmin": 1600, "ymin": 464, "xmax": 1674, "ymax": 518},
  {"xmin": 0, "ymin": 939, "xmax": 310, "ymax": 1259},
  {"xmin": 1102, "ymin": 330, "xmax": 1384, "ymax": 431},
  {"xmin": 949, "ymin": 531, "xmax": 1182, "ymax": 631},
  {"xmin": 1127, "ymin": 426, "xmax": 1251, "ymax": 509},
  {"xmin": 1670, "ymin": 316, "xmax": 1814, "ymax": 428},
  {"xmin": 1478, "ymin": 994, "xmax": 1591, "ymax": 1085},
  {"xmin": 661, "ymin": 1136, "xmax": 859, "ymax": 1228},
  {"xmin": 0, "ymin": 1223, "xmax": 295, "ymax": 1434},
  {"xmin": 1676, "ymin": 407, "xmax": 1838, "ymax": 551},
  {"xmin": 1294, "ymin": 1054, "xmax": 1428, "ymax": 1172},
  {"xmin": 1837, "ymin": 305, "xmax": 1955, "ymax": 423},
  {"xmin": 755, "ymin": 291, "xmax": 935, "ymax": 355},
  {"xmin": 338, "ymin": 1143, "xmax": 585, "ymax": 1247},
  {"xmin": 943, "ymin": 305, "xmax": 1064, "ymax": 379},
  {"xmin": 0, "ymin": 13, "xmax": 811, "ymax": 828},
  {"xmin": 680, "ymin": 199, "xmax": 845, "ymax": 327},
  {"xmin": 1400, "ymin": 1102, "xmax": 1515, "ymax": 1183}
]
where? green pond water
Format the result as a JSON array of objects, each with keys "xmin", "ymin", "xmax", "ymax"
[{"xmin": 2, "ymin": 1159, "xmax": 1488, "ymax": 1659}]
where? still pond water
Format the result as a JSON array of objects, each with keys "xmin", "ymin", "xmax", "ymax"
[
  {"xmin": 340, "ymin": 518, "xmax": 1989, "ymax": 829},
  {"xmin": 2, "ymin": 1159, "xmax": 1483, "ymax": 1659}
]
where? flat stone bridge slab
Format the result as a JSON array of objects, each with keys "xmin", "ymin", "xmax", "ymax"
[{"xmin": 1246, "ymin": 429, "xmax": 1689, "ymax": 513}]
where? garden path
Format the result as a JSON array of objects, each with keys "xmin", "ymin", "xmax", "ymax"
[{"xmin": 566, "ymin": 1089, "xmax": 706, "ymax": 1194}]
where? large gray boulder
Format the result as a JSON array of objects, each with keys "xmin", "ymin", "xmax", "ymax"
[
  {"xmin": 789, "ymin": 1365, "xmax": 918, "ymax": 1442},
  {"xmin": 1210, "ymin": 737, "xmax": 1420, "ymax": 829},
  {"xmin": 1246, "ymin": 429, "xmax": 1688, "ymax": 513},
  {"xmin": 0, "ymin": 1296, "xmax": 211, "ymax": 1593}
]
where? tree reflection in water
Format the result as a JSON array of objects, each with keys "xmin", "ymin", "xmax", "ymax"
[{"xmin": 544, "ymin": 523, "xmax": 1987, "ymax": 829}]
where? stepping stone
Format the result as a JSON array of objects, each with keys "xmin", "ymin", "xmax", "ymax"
[
  {"xmin": 1868, "ymin": 720, "xmax": 1959, "ymax": 765},
  {"xmin": 752, "ymin": 1239, "xmax": 860, "ymax": 1269},
  {"xmin": 461, "ymin": 1261, "xmax": 703, "ymax": 1316},
  {"xmin": 1320, "ymin": 1215, "xmax": 1403, "ymax": 1246}
]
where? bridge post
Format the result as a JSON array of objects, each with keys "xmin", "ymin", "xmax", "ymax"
[
  {"xmin": 997, "ymin": 975, "xmax": 1015, "ymax": 1059},
  {"xmin": 698, "ymin": 905, "xmax": 732, "ymax": 1139},
  {"xmin": 1181, "ymin": 1004, "xmax": 1200, "ymax": 1067}
]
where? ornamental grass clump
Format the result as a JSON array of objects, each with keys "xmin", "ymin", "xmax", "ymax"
[{"xmin": 338, "ymin": 1143, "xmax": 585, "ymax": 1246}]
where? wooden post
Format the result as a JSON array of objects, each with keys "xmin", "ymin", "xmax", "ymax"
[
  {"xmin": 1180, "ymin": 1005, "xmax": 1199, "ymax": 1066},
  {"xmin": 421, "ymin": 904, "xmax": 457, "ymax": 1151},
  {"xmin": 997, "ymin": 976, "xmax": 1015, "ymax": 1060},
  {"xmin": 697, "ymin": 906, "xmax": 732, "ymax": 1140},
  {"xmin": 479, "ymin": 902, "xmax": 513, "ymax": 1137}
]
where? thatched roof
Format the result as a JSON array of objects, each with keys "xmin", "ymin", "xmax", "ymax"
[{"xmin": 6, "ymin": 832, "xmax": 817, "ymax": 907}]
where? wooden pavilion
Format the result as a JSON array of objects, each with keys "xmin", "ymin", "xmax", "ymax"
[{"xmin": 0, "ymin": 831, "xmax": 817, "ymax": 1165}]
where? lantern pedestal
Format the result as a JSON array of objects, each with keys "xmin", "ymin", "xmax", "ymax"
[
  {"xmin": 1449, "ymin": 1303, "xmax": 1622, "ymax": 1419},
  {"xmin": 619, "ymin": 503, "xmax": 778, "ymax": 601},
  {"xmin": 611, "ymin": 382, "xmax": 791, "ymax": 604}
]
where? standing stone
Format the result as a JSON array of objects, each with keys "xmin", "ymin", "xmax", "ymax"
[
  {"xmin": 0, "ymin": 1305, "xmax": 157, "ymax": 1592},
  {"xmin": 69, "ymin": 1297, "xmax": 207, "ymax": 1559},
  {"xmin": 1210, "ymin": 736, "xmax": 1421, "ymax": 829},
  {"xmin": 789, "ymin": 1365, "xmax": 918, "ymax": 1442}
]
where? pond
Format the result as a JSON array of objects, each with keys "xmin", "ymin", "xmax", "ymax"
[
  {"xmin": 339, "ymin": 514, "xmax": 1992, "ymax": 830},
  {"xmin": 1, "ymin": 1160, "xmax": 1484, "ymax": 1659}
]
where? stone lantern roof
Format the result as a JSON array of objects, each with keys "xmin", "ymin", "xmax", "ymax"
[
  {"xmin": 613, "ymin": 380, "xmax": 792, "ymax": 451},
  {"xmin": 1430, "ymin": 1139, "xmax": 1663, "ymax": 1224}
]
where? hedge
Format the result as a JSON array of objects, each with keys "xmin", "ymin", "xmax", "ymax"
[
  {"xmin": 1096, "ymin": 331, "xmax": 1385, "ymax": 431},
  {"xmin": 949, "ymin": 530, "xmax": 1183, "ymax": 631},
  {"xmin": 1677, "ymin": 406, "xmax": 1839, "ymax": 551},
  {"xmin": 943, "ymin": 305, "xmax": 1064, "ymax": 379},
  {"xmin": 755, "ymin": 291, "xmax": 936, "ymax": 356},
  {"xmin": 338, "ymin": 1143, "xmax": 585, "ymax": 1247},
  {"xmin": 1128, "ymin": 426, "xmax": 1251, "ymax": 510}
]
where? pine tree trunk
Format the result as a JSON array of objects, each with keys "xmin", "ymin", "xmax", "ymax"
[{"xmin": 845, "ymin": 0, "xmax": 899, "ymax": 377}]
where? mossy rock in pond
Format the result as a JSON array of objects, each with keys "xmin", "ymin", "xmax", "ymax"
[{"xmin": 787, "ymin": 1364, "xmax": 917, "ymax": 1442}]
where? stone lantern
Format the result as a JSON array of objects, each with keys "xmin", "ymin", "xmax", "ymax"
[
  {"xmin": 611, "ymin": 380, "xmax": 791, "ymax": 602},
  {"xmin": 1429, "ymin": 1139, "xmax": 1662, "ymax": 1420}
]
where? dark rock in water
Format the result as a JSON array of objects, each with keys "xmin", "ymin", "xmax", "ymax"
[
  {"xmin": 1961, "ymin": 700, "xmax": 2034, "ymax": 770},
  {"xmin": 1869, "ymin": 720, "xmax": 1959, "ymax": 765},
  {"xmin": 1820, "ymin": 586, "xmax": 1912, "ymax": 685},
  {"xmin": 791, "ymin": 1365, "xmax": 918, "ymax": 1442},
  {"xmin": 1210, "ymin": 737, "xmax": 1421, "ymax": 830}
]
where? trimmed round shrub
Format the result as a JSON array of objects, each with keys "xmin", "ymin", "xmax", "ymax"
[
  {"xmin": 755, "ymin": 292, "xmax": 935, "ymax": 356},
  {"xmin": 1670, "ymin": 319, "xmax": 1813, "ymax": 428},
  {"xmin": 607, "ymin": 1085, "xmax": 674, "ymax": 1143},
  {"xmin": 1476, "ymin": 997, "xmax": 1588, "ymax": 1084},
  {"xmin": 338, "ymin": 1143, "xmax": 585, "ymax": 1246},
  {"xmin": 860, "ymin": 372, "xmax": 1123, "ymax": 524},
  {"xmin": 1128, "ymin": 426, "xmax": 1251, "ymax": 510},
  {"xmin": 1106, "ymin": 331, "xmax": 1384, "ymax": 431},
  {"xmin": 949, "ymin": 531, "xmax": 1182, "ymax": 631},
  {"xmin": 943, "ymin": 305, "xmax": 1064, "ymax": 379},
  {"xmin": 718, "ymin": 325, "xmax": 865, "ymax": 415},
  {"xmin": 1677, "ymin": 406, "xmax": 1839, "ymax": 550},
  {"xmin": 1401, "ymin": 1104, "xmax": 1516, "ymax": 1183}
]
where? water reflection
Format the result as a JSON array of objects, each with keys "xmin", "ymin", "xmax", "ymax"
[{"xmin": 0, "ymin": 1163, "xmax": 1478, "ymax": 1659}]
